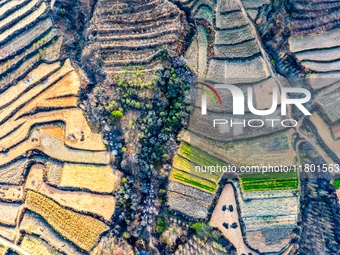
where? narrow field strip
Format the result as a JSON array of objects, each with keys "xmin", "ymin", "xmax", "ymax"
[
  {"xmin": 170, "ymin": 168, "xmax": 217, "ymax": 193},
  {"xmin": 0, "ymin": 2, "xmax": 46, "ymax": 43}
]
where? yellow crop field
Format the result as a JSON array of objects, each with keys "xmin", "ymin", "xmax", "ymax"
[
  {"xmin": 59, "ymin": 163, "xmax": 118, "ymax": 193},
  {"xmin": 25, "ymin": 191, "xmax": 109, "ymax": 251},
  {"xmin": 173, "ymin": 155, "xmax": 191, "ymax": 171}
]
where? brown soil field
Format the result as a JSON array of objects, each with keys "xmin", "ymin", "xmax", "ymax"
[
  {"xmin": 0, "ymin": 202, "xmax": 22, "ymax": 226},
  {"xmin": 0, "ymin": 185, "xmax": 23, "ymax": 202},
  {"xmin": 0, "ymin": 126, "xmax": 111, "ymax": 166}
]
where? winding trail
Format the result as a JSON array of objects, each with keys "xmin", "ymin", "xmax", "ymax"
[{"xmin": 235, "ymin": 0, "xmax": 275, "ymax": 77}]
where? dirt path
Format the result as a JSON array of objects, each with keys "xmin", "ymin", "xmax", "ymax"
[
  {"xmin": 210, "ymin": 184, "xmax": 258, "ymax": 255},
  {"xmin": 235, "ymin": 0, "xmax": 274, "ymax": 77}
]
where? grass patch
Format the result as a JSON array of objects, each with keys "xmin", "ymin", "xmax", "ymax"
[{"xmin": 170, "ymin": 169, "xmax": 217, "ymax": 193}]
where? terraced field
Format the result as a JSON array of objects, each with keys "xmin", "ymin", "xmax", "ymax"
[
  {"xmin": 20, "ymin": 234, "xmax": 63, "ymax": 255},
  {"xmin": 167, "ymin": 0, "xmax": 301, "ymax": 253},
  {"xmin": 186, "ymin": 129, "xmax": 296, "ymax": 167},
  {"xmin": 0, "ymin": 1, "xmax": 118, "ymax": 254},
  {"xmin": 167, "ymin": 142, "xmax": 225, "ymax": 218},
  {"xmin": 309, "ymin": 113, "xmax": 340, "ymax": 158},
  {"xmin": 183, "ymin": 0, "xmax": 271, "ymax": 81},
  {"xmin": 233, "ymin": 184, "xmax": 299, "ymax": 253},
  {"xmin": 260, "ymin": 2, "xmax": 340, "ymax": 253},
  {"xmin": 289, "ymin": 1, "xmax": 340, "ymax": 158},
  {"xmin": 170, "ymin": 169, "xmax": 218, "ymax": 193},
  {"xmin": 168, "ymin": 136, "xmax": 299, "ymax": 253},
  {"xmin": 289, "ymin": 0, "xmax": 340, "ymax": 38},
  {"xmin": 83, "ymin": 0, "xmax": 186, "ymax": 75},
  {"xmin": 288, "ymin": 0, "xmax": 340, "ymax": 93},
  {"xmin": 3, "ymin": 0, "xmax": 338, "ymax": 254},
  {"xmin": 169, "ymin": 142, "xmax": 225, "ymax": 193},
  {"xmin": 25, "ymin": 164, "xmax": 116, "ymax": 222},
  {"xmin": 20, "ymin": 211, "xmax": 86, "ymax": 255},
  {"xmin": 240, "ymin": 171, "xmax": 298, "ymax": 192},
  {"xmin": 25, "ymin": 191, "xmax": 109, "ymax": 251},
  {"xmin": 184, "ymin": 0, "xmax": 284, "ymax": 142},
  {"xmin": 172, "ymin": 155, "xmax": 221, "ymax": 183},
  {"xmin": 289, "ymin": 28, "xmax": 340, "ymax": 78}
]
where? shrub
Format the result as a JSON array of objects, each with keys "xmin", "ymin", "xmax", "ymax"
[
  {"xmin": 191, "ymin": 222, "xmax": 212, "ymax": 238},
  {"xmin": 334, "ymin": 179, "xmax": 340, "ymax": 189},
  {"xmin": 111, "ymin": 110, "xmax": 123, "ymax": 118},
  {"xmin": 156, "ymin": 217, "xmax": 167, "ymax": 233},
  {"xmin": 122, "ymin": 231, "xmax": 131, "ymax": 239}
]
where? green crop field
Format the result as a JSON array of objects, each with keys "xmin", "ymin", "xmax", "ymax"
[
  {"xmin": 178, "ymin": 142, "xmax": 227, "ymax": 173},
  {"xmin": 172, "ymin": 155, "xmax": 221, "ymax": 182},
  {"xmin": 176, "ymin": 142, "xmax": 298, "ymax": 192},
  {"xmin": 240, "ymin": 171, "xmax": 299, "ymax": 192},
  {"xmin": 170, "ymin": 168, "xmax": 217, "ymax": 193}
]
